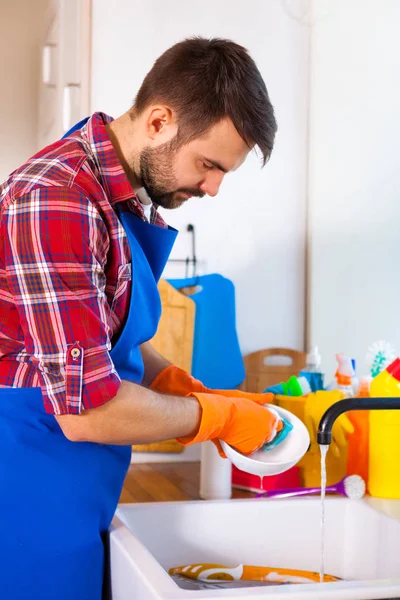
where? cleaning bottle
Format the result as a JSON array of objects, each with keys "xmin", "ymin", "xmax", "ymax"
[
  {"xmin": 334, "ymin": 354, "xmax": 355, "ymax": 398},
  {"xmin": 358, "ymin": 376, "xmax": 372, "ymax": 397},
  {"xmin": 350, "ymin": 341, "xmax": 396, "ymax": 488},
  {"xmin": 200, "ymin": 441, "xmax": 232, "ymax": 500},
  {"xmin": 299, "ymin": 346, "xmax": 324, "ymax": 392},
  {"xmin": 334, "ymin": 354, "xmax": 368, "ymax": 483},
  {"xmin": 369, "ymin": 358, "xmax": 400, "ymax": 498},
  {"xmin": 346, "ymin": 375, "xmax": 370, "ymax": 485}
]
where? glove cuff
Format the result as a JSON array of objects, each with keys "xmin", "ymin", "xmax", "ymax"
[
  {"xmin": 150, "ymin": 365, "xmax": 206, "ymax": 395},
  {"xmin": 177, "ymin": 392, "xmax": 229, "ymax": 446}
]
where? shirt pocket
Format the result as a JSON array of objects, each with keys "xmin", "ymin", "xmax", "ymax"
[{"xmin": 111, "ymin": 263, "xmax": 132, "ymax": 315}]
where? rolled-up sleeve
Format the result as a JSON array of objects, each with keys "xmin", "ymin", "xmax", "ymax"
[{"xmin": 3, "ymin": 186, "xmax": 121, "ymax": 414}]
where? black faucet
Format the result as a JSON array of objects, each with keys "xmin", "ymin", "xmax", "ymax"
[{"xmin": 317, "ymin": 397, "xmax": 400, "ymax": 445}]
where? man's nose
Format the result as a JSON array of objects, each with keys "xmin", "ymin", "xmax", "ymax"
[{"xmin": 199, "ymin": 170, "xmax": 225, "ymax": 197}]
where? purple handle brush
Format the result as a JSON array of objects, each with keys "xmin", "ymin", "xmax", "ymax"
[{"xmin": 255, "ymin": 474, "xmax": 365, "ymax": 500}]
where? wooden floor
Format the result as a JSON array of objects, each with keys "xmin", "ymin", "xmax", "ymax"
[{"xmin": 119, "ymin": 461, "xmax": 254, "ymax": 503}]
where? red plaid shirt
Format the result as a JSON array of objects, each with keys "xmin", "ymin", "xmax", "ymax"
[{"xmin": 0, "ymin": 112, "xmax": 167, "ymax": 415}]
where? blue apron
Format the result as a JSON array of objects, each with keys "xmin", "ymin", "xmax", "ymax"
[{"xmin": 0, "ymin": 122, "xmax": 177, "ymax": 599}]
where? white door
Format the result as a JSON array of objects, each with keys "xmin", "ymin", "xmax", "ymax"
[
  {"xmin": 38, "ymin": 0, "xmax": 91, "ymax": 148},
  {"xmin": 307, "ymin": 1, "xmax": 400, "ymax": 380}
]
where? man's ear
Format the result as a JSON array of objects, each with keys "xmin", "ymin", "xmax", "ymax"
[{"xmin": 145, "ymin": 105, "xmax": 177, "ymax": 142}]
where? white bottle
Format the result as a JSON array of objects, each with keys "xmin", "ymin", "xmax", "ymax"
[
  {"xmin": 304, "ymin": 346, "xmax": 322, "ymax": 372},
  {"xmin": 200, "ymin": 441, "xmax": 232, "ymax": 500}
]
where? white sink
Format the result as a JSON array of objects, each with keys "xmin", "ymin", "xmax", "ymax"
[{"xmin": 109, "ymin": 497, "xmax": 400, "ymax": 599}]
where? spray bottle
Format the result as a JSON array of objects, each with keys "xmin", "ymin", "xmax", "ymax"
[
  {"xmin": 334, "ymin": 354, "xmax": 355, "ymax": 398},
  {"xmin": 369, "ymin": 357, "xmax": 400, "ymax": 498}
]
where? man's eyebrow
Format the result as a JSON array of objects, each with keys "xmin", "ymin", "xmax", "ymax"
[{"xmin": 203, "ymin": 158, "xmax": 229, "ymax": 173}]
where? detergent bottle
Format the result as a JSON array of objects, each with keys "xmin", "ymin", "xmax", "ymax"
[
  {"xmin": 369, "ymin": 358, "xmax": 400, "ymax": 498},
  {"xmin": 346, "ymin": 375, "xmax": 371, "ymax": 485},
  {"xmin": 299, "ymin": 346, "xmax": 324, "ymax": 392},
  {"xmin": 334, "ymin": 354, "xmax": 362, "ymax": 481}
]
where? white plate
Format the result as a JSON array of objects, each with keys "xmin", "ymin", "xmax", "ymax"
[{"xmin": 220, "ymin": 404, "xmax": 310, "ymax": 477}]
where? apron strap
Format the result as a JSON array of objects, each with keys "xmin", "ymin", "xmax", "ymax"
[{"xmin": 62, "ymin": 117, "xmax": 90, "ymax": 139}]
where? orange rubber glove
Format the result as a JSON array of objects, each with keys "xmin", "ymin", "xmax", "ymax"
[
  {"xmin": 178, "ymin": 392, "xmax": 282, "ymax": 458},
  {"xmin": 150, "ymin": 364, "xmax": 274, "ymax": 406}
]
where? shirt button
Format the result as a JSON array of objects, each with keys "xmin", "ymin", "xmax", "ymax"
[{"xmin": 71, "ymin": 348, "xmax": 81, "ymax": 359}]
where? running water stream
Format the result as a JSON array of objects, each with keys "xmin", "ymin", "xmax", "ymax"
[{"xmin": 319, "ymin": 444, "xmax": 329, "ymax": 583}]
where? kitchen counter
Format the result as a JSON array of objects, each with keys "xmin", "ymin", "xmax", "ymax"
[
  {"xmin": 119, "ymin": 461, "xmax": 253, "ymax": 503},
  {"xmin": 120, "ymin": 462, "xmax": 400, "ymax": 521}
]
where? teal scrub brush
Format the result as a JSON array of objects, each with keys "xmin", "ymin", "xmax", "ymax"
[{"xmin": 366, "ymin": 340, "xmax": 396, "ymax": 378}]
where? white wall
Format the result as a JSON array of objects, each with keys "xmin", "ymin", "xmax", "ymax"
[
  {"xmin": 0, "ymin": 0, "xmax": 48, "ymax": 181},
  {"xmin": 308, "ymin": 0, "xmax": 400, "ymax": 380},
  {"xmin": 91, "ymin": 0, "xmax": 309, "ymax": 356}
]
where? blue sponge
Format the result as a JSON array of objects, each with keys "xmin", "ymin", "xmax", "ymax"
[
  {"xmin": 264, "ymin": 383, "xmax": 285, "ymax": 395},
  {"xmin": 262, "ymin": 417, "xmax": 293, "ymax": 451}
]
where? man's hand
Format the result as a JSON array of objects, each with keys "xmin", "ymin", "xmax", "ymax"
[{"xmin": 178, "ymin": 392, "xmax": 282, "ymax": 457}]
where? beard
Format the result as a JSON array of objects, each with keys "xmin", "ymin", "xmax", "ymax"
[{"xmin": 139, "ymin": 138, "xmax": 204, "ymax": 209}]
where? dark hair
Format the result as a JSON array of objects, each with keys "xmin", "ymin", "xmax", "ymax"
[{"xmin": 132, "ymin": 37, "xmax": 277, "ymax": 165}]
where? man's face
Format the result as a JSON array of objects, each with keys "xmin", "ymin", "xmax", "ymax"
[{"xmin": 139, "ymin": 117, "xmax": 250, "ymax": 209}]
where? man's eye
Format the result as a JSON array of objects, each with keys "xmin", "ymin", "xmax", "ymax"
[{"xmin": 203, "ymin": 162, "xmax": 213, "ymax": 170}]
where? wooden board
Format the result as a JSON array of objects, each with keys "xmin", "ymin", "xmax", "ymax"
[
  {"xmin": 151, "ymin": 279, "xmax": 195, "ymax": 373},
  {"xmin": 131, "ymin": 280, "xmax": 196, "ymax": 454}
]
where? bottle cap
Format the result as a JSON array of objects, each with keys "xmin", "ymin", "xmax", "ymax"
[
  {"xmin": 306, "ymin": 346, "xmax": 321, "ymax": 368},
  {"xmin": 358, "ymin": 376, "xmax": 372, "ymax": 397},
  {"xmin": 387, "ymin": 358, "xmax": 400, "ymax": 381}
]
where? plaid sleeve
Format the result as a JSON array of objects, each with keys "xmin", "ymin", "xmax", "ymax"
[{"xmin": 2, "ymin": 186, "xmax": 121, "ymax": 415}]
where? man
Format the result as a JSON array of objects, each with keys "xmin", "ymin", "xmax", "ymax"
[{"xmin": 0, "ymin": 38, "xmax": 281, "ymax": 599}]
